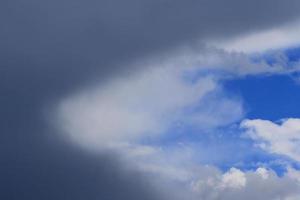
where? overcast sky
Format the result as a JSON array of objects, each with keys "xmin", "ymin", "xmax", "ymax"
[{"xmin": 2, "ymin": 1, "xmax": 300, "ymax": 199}]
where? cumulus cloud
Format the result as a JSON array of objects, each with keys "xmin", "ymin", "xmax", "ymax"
[
  {"xmin": 190, "ymin": 167, "xmax": 300, "ymax": 200},
  {"xmin": 242, "ymin": 118, "xmax": 300, "ymax": 162}
]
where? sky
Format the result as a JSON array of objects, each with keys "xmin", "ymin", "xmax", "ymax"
[{"xmin": 2, "ymin": 0, "xmax": 300, "ymax": 200}]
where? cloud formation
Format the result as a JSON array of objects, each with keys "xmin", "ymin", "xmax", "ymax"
[
  {"xmin": 242, "ymin": 118, "xmax": 300, "ymax": 162},
  {"xmin": 55, "ymin": 45, "xmax": 300, "ymax": 199},
  {"xmin": 2, "ymin": 0, "xmax": 300, "ymax": 199},
  {"xmin": 190, "ymin": 167, "xmax": 300, "ymax": 200}
]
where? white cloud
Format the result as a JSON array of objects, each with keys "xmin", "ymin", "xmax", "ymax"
[
  {"xmin": 220, "ymin": 168, "xmax": 246, "ymax": 189},
  {"xmin": 287, "ymin": 167, "xmax": 300, "ymax": 182},
  {"xmin": 242, "ymin": 118, "xmax": 300, "ymax": 162},
  {"xmin": 56, "ymin": 64, "xmax": 218, "ymax": 149},
  {"xmin": 210, "ymin": 20, "xmax": 300, "ymax": 53},
  {"xmin": 256, "ymin": 167, "xmax": 270, "ymax": 179},
  {"xmin": 190, "ymin": 166, "xmax": 300, "ymax": 200}
]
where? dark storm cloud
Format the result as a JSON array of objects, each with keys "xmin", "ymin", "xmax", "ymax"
[
  {"xmin": 2, "ymin": 0, "xmax": 300, "ymax": 97},
  {"xmin": 0, "ymin": 139, "xmax": 168, "ymax": 200},
  {"xmin": 1, "ymin": 0, "xmax": 300, "ymax": 199}
]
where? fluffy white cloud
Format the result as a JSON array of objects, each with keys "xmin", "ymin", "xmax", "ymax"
[
  {"xmin": 190, "ymin": 167, "xmax": 300, "ymax": 200},
  {"xmin": 242, "ymin": 118, "xmax": 300, "ymax": 162},
  {"xmin": 219, "ymin": 168, "xmax": 246, "ymax": 189}
]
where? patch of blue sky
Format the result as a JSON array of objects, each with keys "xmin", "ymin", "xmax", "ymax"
[
  {"xmin": 222, "ymin": 74, "xmax": 300, "ymax": 121},
  {"xmin": 285, "ymin": 46, "xmax": 300, "ymax": 62}
]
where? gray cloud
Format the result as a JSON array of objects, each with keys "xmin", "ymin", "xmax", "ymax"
[
  {"xmin": 2, "ymin": 0, "xmax": 300, "ymax": 101},
  {"xmin": 0, "ymin": 139, "xmax": 169, "ymax": 200}
]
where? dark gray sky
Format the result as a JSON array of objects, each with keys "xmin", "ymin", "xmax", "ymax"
[{"xmin": 1, "ymin": 0, "xmax": 300, "ymax": 199}]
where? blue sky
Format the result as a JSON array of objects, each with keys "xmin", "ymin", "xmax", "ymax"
[
  {"xmin": 226, "ymin": 47, "xmax": 300, "ymax": 120},
  {"xmin": 224, "ymin": 75, "xmax": 300, "ymax": 120}
]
